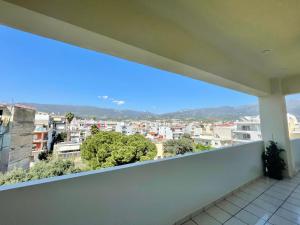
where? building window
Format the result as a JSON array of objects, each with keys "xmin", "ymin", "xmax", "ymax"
[
  {"xmin": 242, "ymin": 125, "xmax": 250, "ymax": 131},
  {"xmin": 242, "ymin": 133, "xmax": 251, "ymax": 140}
]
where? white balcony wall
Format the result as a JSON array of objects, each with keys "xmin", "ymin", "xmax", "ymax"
[
  {"xmin": 0, "ymin": 141, "xmax": 264, "ymax": 225},
  {"xmin": 291, "ymin": 138, "xmax": 300, "ymax": 172}
]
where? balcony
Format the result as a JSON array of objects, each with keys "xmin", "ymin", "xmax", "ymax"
[
  {"xmin": 1, "ymin": 1, "xmax": 300, "ymax": 224},
  {"xmin": 0, "ymin": 140, "xmax": 298, "ymax": 225}
]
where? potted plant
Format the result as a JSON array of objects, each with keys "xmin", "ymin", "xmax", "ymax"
[{"xmin": 262, "ymin": 141, "xmax": 286, "ymax": 180}]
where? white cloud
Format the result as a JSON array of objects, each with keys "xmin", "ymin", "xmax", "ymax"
[
  {"xmin": 112, "ymin": 100, "xmax": 125, "ymax": 105},
  {"xmin": 98, "ymin": 95, "xmax": 109, "ymax": 100},
  {"xmin": 98, "ymin": 95, "xmax": 125, "ymax": 105}
]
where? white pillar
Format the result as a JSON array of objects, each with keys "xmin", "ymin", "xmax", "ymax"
[{"xmin": 259, "ymin": 93, "xmax": 295, "ymax": 177}]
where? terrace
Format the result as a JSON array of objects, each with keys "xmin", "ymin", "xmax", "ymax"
[{"xmin": 1, "ymin": 1, "xmax": 300, "ymax": 224}]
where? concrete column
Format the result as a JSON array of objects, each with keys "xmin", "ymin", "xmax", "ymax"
[{"xmin": 259, "ymin": 92, "xmax": 295, "ymax": 177}]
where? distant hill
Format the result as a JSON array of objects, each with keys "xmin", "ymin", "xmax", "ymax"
[
  {"xmin": 22, "ymin": 100, "xmax": 300, "ymax": 120},
  {"xmin": 23, "ymin": 103, "xmax": 155, "ymax": 120},
  {"xmin": 161, "ymin": 105, "xmax": 259, "ymax": 120}
]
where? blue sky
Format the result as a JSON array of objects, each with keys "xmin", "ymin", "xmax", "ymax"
[{"xmin": 0, "ymin": 25, "xmax": 263, "ymax": 113}]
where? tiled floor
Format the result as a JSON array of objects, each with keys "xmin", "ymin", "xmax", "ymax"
[{"xmin": 182, "ymin": 173, "xmax": 300, "ymax": 225}]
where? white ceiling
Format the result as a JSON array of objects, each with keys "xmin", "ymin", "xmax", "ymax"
[{"xmin": 1, "ymin": 0, "xmax": 300, "ymax": 96}]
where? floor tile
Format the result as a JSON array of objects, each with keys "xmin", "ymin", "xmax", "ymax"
[
  {"xmin": 216, "ymin": 200, "xmax": 240, "ymax": 215},
  {"xmin": 275, "ymin": 208, "xmax": 300, "ymax": 224},
  {"xmin": 264, "ymin": 189, "xmax": 289, "ymax": 200},
  {"xmin": 205, "ymin": 205, "xmax": 231, "ymax": 223},
  {"xmin": 244, "ymin": 203, "xmax": 272, "ymax": 220},
  {"xmin": 224, "ymin": 217, "xmax": 247, "ymax": 225},
  {"xmin": 177, "ymin": 174, "xmax": 300, "ymax": 225},
  {"xmin": 226, "ymin": 195, "xmax": 249, "ymax": 208},
  {"xmin": 192, "ymin": 212, "xmax": 221, "ymax": 225},
  {"xmin": 182, "ymin": 220, "xmax": 197, "ymax": 225},
  {"xmin": 268, "ymin": 214, "xmax": 297, "ymax": 225},
  {"xmin": 252, "ymin": 198, "xmax": 277, "ymax": 213},
  {"xmin": 234, "ymin": 191, "xmax": 256, "ymax": 202},
  {"xmin": 235, "ymin": 210, "xmax": 263, "ymax": 225},
  {"xmin": 291, "ymin": 192, "xmax": 300, "ymax": 200},
  {"xmin": 259, "ymin": 193, "xmax": 283, "ymax": 207},
  {"xmin": 282, "ymin": 202, "xmax": 300, "ymax": 215},
  {"xmin": 288, "ymin": 197, "xmax": 300, "ymax": 207}
]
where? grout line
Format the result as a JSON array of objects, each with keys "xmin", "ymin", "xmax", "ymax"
[
  {"xmin": 190, "ymin": 218, "xmax": 198, "ymax": 225},
  {"xmin": 221, "ymin": 178, "xmax": 278, "ymax": 225},
  {"xmin": 181, "ymin": 176, "xmax": 300, "ymax": 225},
  {"xmin": 178, "ymin": 177, "xmax": 264, "ymax": 225},
  {"xmin": 265, "ymin": 175, "xmax": 300, "ymax": 224}
]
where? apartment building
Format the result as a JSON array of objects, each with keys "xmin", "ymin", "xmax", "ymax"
[
  {"xmin": 33, "ymin": 112, "xmax": 50, "ymax": 152},
  {"xmin": 0, "ymin": 104, "xmax": 35, "ymax": 172},
  {"xmin": 51, "ymin": 115, "xmax": 66, "ymax": 133},
  {"xmin": 232, "ymin": 116, "xmax": 262, "ymax": 144}
]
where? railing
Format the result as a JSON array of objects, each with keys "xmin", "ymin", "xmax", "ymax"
[
  {"xmin": 291, "ymin": 138, "xmax": 300, "ymax": 172},
  {"xmin": 0, "ymin": 141, "xmax": 264, "ymax": 225}
]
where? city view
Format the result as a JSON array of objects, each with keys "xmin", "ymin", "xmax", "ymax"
[
  {"xmin": 1, "ymin": 24, "xmax": 300, "ymax": 185},
  {"xmin": 1, "ymin": 2, "xmax": 300, "ymax": 224},
  {"xmin": 2, "ymin": 99, "xmax": 300, "ymax": 185}
]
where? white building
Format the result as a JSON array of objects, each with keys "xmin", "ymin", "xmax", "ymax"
[
  {"xmin": 233, "ymin": 116, "xmax": 262, "ymax": 144},
  {"xmin": 53, "ymin": 142, "xmax": 81, "ymax": 159},
  {"xmin": 233, "ymin": 114, "xmax": 300, "ymax": 144},
  {"xmin": 158, "ymin": 126, "xmax": 173, "ymax": 140}
]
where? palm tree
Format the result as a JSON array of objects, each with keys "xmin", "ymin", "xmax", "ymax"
[{"xmin": 65, "ymin": 112, "xmax": 74, "ymax": 142}]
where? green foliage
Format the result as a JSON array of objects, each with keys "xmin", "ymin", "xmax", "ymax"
[
  {"xmin": 90, "ymin": 124, "xmax": 100, "ymax": 135},
  {"xmin": 0, "ymin": 159, "xmax": 81, "ymax": 186},
  {"xmin": 163, "ymin": 138, "xmax": 194, "ymax": 156},
  {"xmin": 55, "ymin": 132, "xmax": 67, "ymax": 143},
  {"xmin": 38, "ymin": 151, "xmax": 49, "ymax": 161},
  {"xmin": 0, "ymin": 168, "xmax": 28, "ymax": 185},
  {"xmin": 262, "ymin": 141, "xmax": 286, "ymax": 180},
  {"xmin": 194, "ymin": 144, "xmax": 213, "ymax": 152},
  {"xmin": 81, "ymin": 131, "xmax": 157, "ymax": 169},
  {"xmin": 66, "ymin": 112, "xmax": 75, "ymax": 141},
  {"xmin": 65, "ymin": 112, "xmax": 75, "ymax": 124},
  {"xmin": 182, "ymin": 133, "xmax": 192, "ymax": 139},
  {"xmin": 28, "ymin": 159, "xmax": 77, "ymax": 180}
]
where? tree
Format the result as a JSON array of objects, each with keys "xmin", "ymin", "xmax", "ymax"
[
  {"xmin": 38, "ymin": 151, "xmax": 49, "ymax": 161},
  {"xmin": 90, "ymin": 124, "xmax": 99, "ymax": 135},
  {"xmin": 65, "ymin": 112, "xmax": 75, "ymax": 142},
  {"xmin": 55, "ymin": 132, "xmax": 67, "ymax": 143},
  {"xmin": 163, "ymin": 138, "xmax": 194, "ymax": 156},
  {"xmin": 0, "ymin": 159, "xmax": 81, "ymax": 185},
  {"xmin": 195, "ymin": 144, "xmax": 213, "ymax": 152},
  {"xmin": 28, "ymin": 159, "xmax": 78, "ymax": 180},
  {"xmin": 81, "ymin": 131, "xmax": 157, "ymax": 169},
  {"xmin": 0, "ymin": 168, "xmax": 28, "ymax": 185},
  {"xmin": 182, "ymin": 133, "xmax": 192, "ymax": 139}
]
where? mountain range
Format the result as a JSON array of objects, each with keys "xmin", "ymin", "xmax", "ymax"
[{"xmin": 22, "ymin": 100, "xmax": 300, "ymax": 121}]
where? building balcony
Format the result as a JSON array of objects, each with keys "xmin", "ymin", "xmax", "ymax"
[
  {"xmin": 1, "ymin": 140, "xmax": 300, "ymax": 225},
  {"xmin": 1, "ymin": 1, "xmax": 300, "ymax": 224}
]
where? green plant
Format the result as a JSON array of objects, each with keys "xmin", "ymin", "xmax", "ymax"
[
  {"xmin": 81, "ymin": 131, "xmax": 157, "ymax": 169},
  {"xmin": 262, "ymin": 141, "xmax": 286, "ymax": 180},
  {"xmin": 0, "ymin": 159, "xmax": 82, "ymax": 186},
  {"xmin": 163, "ymin": 138, "xmax": 194, "ymax": 156},
  {"xmin": 38, "ymin": 151, "xmax": 49, "ymax": 161},
  {"xmin": 55, "ymin": 132, "xmax": 67, "ymax": 143},
  {"xmin": 194, "ymin": 144, "xmax": 213, "ymax": 152},
  {"xmin": 65, "ymin": 112, "xmax": 75, "ymax": 141},
  {"xmin": 90, "ymin": 124, "xmax": 99, "ymax": 135}
]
